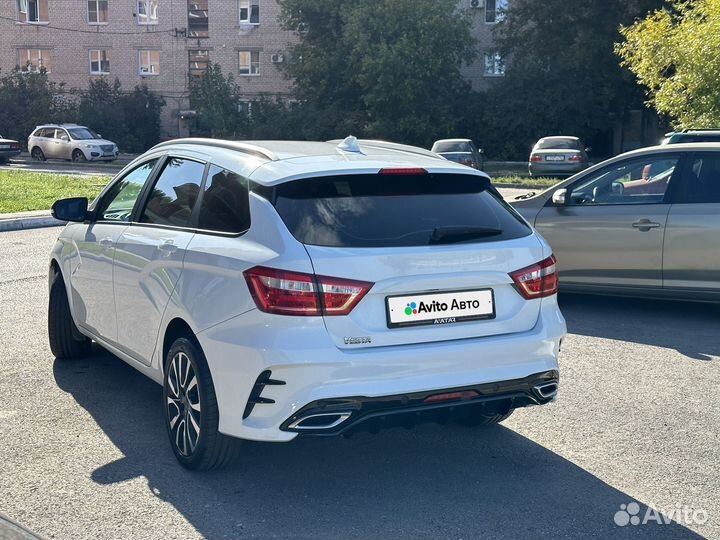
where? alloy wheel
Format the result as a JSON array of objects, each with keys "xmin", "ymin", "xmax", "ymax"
[{"xmin": 166, "ymin": 351, "xmax": 202, "ymax": 457}]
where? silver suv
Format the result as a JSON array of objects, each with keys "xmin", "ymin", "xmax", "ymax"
[{"xmin": 28, "ymin": 124, "xmax": 119, "ymax": 162}]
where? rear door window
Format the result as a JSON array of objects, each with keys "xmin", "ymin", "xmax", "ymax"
[
  {"xmin": 140, "ymin": 157, "xmax": 206, "ymax": 227},
  {"xmin": 196, "ymin": 165, "xmax": 251, "ymax": 233},
  {"xmin": 268, "ymin": 173, "xmax": 531, "ymax": 247}
]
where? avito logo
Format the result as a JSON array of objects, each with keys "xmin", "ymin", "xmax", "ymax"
[{"xmin": 405, "ymin": 298, "xmax": 482, "ymax": 316}]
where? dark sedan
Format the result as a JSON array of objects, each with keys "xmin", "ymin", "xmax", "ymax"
[{"xmin": 0, "ymin": 135, "xmax": 21, "ymax": 163}]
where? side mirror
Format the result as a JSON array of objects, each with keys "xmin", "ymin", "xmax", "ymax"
[
  {"xmin": 585, "ymin": 147, "xmax": 592, "ymax": 153},
  {"xmin": 96, "ymin": 134, "xmax": 102, "ymax": 139},
  {"xmin": 52, "ymin": 197, "xmax": 88, "ymax": 222},
  {"xmin": 478, "ymin": 148, "xmax": 484, "ymax": 154},
  {"xmin": 552, "ymin": 188, "xmax": 568, "ymax": 206}
]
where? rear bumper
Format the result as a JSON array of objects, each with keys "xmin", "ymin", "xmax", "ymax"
[
  {"xmin": 197, "ymin": 297, "xmax": 566, "ymax": 442},
  {"xmin": 529, "ymin": 162, "xmax": 586, "ymax": 176},
  {"xmin": 281, "ymin": 370, "xmax": 559, "ymax": 436},
  {"xmin": 0, "ymin": 149, "xmax": 21, "ymax": 159}
]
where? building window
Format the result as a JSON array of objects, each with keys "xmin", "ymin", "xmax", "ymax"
[
  {"xmin": 188, "ymin": 0, "xmax": 208, "ymax": 38},
  {"xmin": 485, "ymin": 0, "xmax": 507, "ymax": 24},
  {"xmin": 139, "ymin": 50, "xmax": 160, "ymax": 75},
  {"xmin": 189, "ymin": 50, "xmax": 209, "ymax": 78},
  {"xmin": 484, "ymin": 52, "xmax": 505, "ymax": 77},
  {"xmin": 17, "ymin": 0, "xmax": 49, "ymax": 23},
  {"xmin": 90, "ymin": 50, "xmax": 110, "ymax": 74},
  {"xmin": 137, "ymin": 0, "xmax": 158, "ymax": 24},
  {"xmin": 17, "ymin": 48, "xmax": 51, "ymax": 72},
  {"xmin": 238, "ymin": 50, "xmax": 260, "ymax": 76},
  {"xmin": 87, "ymin": 0, "xmax": 108, "ymax": 23},
  {"xmin": 239, "ymin": 0, "xmax": 259, "ymax": 24}
]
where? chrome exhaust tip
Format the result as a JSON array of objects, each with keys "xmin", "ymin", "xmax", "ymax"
[
  {"xmin": 534, "ymin": 382, "xmax": 558, "ymax": 400},
  {"xmin": 288, "ymin": 412, "xmax": 352, "ymax": 431}
]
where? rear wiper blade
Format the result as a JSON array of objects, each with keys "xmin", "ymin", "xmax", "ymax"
[{"xmin": 429, "ymin": 226, "xmax": 503, "ymax": 245}]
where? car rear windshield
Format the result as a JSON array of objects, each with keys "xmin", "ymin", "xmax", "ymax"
[
  {"xmin": 434, "ymin": 141, "xmax": 472, "ymax": 153},
  {"xmin": 266, "ymin": 174, "xmax": 531, "ymax": 248},
  {"xmin": 535, "ymin": 138, "xmax": 580, "ymax": 150}
]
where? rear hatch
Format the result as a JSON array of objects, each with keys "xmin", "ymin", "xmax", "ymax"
[{"xmin": 269, "ymin": 171, "xmax": 546, "ymax": 349}]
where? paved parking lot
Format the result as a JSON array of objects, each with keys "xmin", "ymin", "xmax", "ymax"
[{"xmin": 0, "ymin": 227, "xmax": 717, "ymax": 540}]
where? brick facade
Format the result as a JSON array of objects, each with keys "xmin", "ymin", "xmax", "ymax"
[{"xmin": 0, "ymin": 0, "xmax": 500, "ymax": 139}]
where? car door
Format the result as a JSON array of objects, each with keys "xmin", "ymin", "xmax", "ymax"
[
  {"xmin": 52, "ymin": 128, "xmax": 71, "ymax": 159},
  {"xmin": 70, "ymin": 159, "xmax": 160, "ymax": 341},
  {"xmin": 37, "ymin": 128, "xmax": 55, "ymax": 158},
  {"xmin": 534, "ymin": 153, "xmax": 683, "ymax": 289},
  {"xmin": 112, "ymin": 156, "xmax": 206, "ymax": 365},
  {"xmin": 663, "ymin": 152, "xmax": 720, "ymax": 294}
]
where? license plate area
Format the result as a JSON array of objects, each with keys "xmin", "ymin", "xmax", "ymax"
[
  {"xmin": 545, "ymin": 155, "xmax": 565, "ymax": 161},
  {"xmin": 386, "ymin": 289, "xmax": 495, "ymax": 328}
]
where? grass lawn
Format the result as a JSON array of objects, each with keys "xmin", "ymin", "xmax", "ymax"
[
  {"xmin": 492, "ymin": 176, "xmax": 560, "ymax": 188},
  {"xmin": 0, "ymin": 171, "xmax": 109, "ymax": 213}
]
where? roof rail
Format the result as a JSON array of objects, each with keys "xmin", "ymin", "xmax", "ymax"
[
  {"xmin": 152, "ymin": 138, "xmax": 277, "ymax": 161},
  {"xmin": 328, "ymin": 138, "xmax": 443, "ymax": 160},
  {"xmin": 680, "ymin": 128, "xmax": 720, "ymax": 133}
]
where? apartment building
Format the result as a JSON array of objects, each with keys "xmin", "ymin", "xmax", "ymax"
[{"xmin": 0, "ymin": 0, "xmax": 504, "ymax": 138}]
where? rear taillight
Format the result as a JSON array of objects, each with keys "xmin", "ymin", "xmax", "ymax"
[
  {"xmin": 509, "ymin": 255, "xmax": 558, "ymax": 300},
  {"xmin": 568, "ymin": 155, "xmax": 582, "ymax": 162},
  {"xmin": 244, "ymin": 266, "xmax": 372, "ymax": 316},
  {"xmin": 530, "ymin": 155, "xmax": 543, "ymax": 163}
]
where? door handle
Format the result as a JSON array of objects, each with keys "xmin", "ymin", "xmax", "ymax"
[
  {"xmin": 99, "ymin": 237, "xmax": 114, "ymax": 247},
  {"xmin": 632, "ymin": 219, "xmax": 661, "ymax": 231},
  {"xmin": 158, "ymin": 240, "xmax": 178, "ymax": 254}
]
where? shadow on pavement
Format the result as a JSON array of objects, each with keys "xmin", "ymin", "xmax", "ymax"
[
  {"xmin": 560, "ymin": 293, "xmax": 719, "ymax": 361},
  {"xmin": 53, "ymin": 349, "xmax": 702, "ymax": 539}
]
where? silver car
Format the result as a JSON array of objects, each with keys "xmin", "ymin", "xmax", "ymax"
[
  {"xmin": 529, "ymin": 136, "xmax": 590, "ymax": 177},
  {"xmin": 512, "ymin": 143, "xmax": 720, "ymax": 302},
  {"xmin": 28, "ymin": 124, "xmax": 119, "ymax": 162}
]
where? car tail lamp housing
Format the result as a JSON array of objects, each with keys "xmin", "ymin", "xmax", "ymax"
[
  {"xmin": 509, "ymin": 255, "xmax": 558, "ymax": 299},
  {"xmin": 530, "ymin": 155, "xmax": 543, "ymax": 163},
  {"xmin": 244, "ymin": 266, "xmax": 372, "ymax": 316},
  {"xmin": 568, "ymin": 155, "xmax": 582, "ymax": 162}
]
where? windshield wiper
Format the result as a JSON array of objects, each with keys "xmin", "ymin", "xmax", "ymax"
[{"xmin": 429, "ymin": 226, "xmax": 503, "ymax": 245}]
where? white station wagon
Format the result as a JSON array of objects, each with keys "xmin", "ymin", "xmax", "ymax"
[{"xmin": 48, "ymin": 137, "xmax": 566, "ymax": 470}]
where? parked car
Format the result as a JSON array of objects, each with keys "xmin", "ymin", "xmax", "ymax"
[
  {"xmin": 662, "ymin": 129, "xmax": 720, "ymax": 145},
  {"xmin": 431, "ymin": 138, "xmax": 484, "ymax": 169},
  {"xmin": 48, "ymin": 136, "xmax": 565, "ymax": 470},
  {"xmin": 28, "ymin": 124, "xmax": 118, "ymax": 162},
  {"xmin": 0, "ymin": 134, "xmax": 21, "ymax": 163},
  {"xmin": 529, "ymin": 136, "xmax": 590, "ymax": 177},
  {"xmin": 512, "ymin": 142, "xmax": 720, "ymax": 302}
]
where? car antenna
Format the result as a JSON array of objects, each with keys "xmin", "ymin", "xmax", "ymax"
[{"xmin": 337, "ymin": 135, "xmax": 364, "ymax": 154}]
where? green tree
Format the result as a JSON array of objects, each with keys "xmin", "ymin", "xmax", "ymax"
[
  {"xmin": 0, "ymin": 68, "xmax": 70, "ymax": 147},
  {"xmin": 278, "ymin": 0, "xmax": 476, "ymax": 145},
  {"xmin": 189, "ymin": 63, "xmax": 246, "ymax": 138},
  {"xmin": 119, "ymin": 85, "xmax": 166, "ymax": 152},
  {"xmin": 75, "ymin": 77, "xmax": 128, "ymax": 145},
  {"xmin": 617, "ymin": 0, "xmax": 720, "ymax": 129},
  {"xmin": 481, "ymin": 0, "xmax": 665, "ymax": 158}
]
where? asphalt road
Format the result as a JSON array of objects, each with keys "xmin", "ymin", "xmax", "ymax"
[
  {"xmin": 0, "ymin": 157, "xmax": 127, "ymax": 177},
  {"xmin": 0, "ymin": 227, "xmax": 717, "ymax": 540}
]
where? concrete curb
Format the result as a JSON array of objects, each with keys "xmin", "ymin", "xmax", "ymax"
[{"xmin": 0, "ymin": 215, "xmax": 65, "ymax": 232}]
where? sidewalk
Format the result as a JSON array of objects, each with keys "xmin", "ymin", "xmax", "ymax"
[{"xmin": 0, "ymin": 210, "xmax": 63, "ymax": 232}]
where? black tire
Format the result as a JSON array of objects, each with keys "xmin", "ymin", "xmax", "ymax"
[
  {"xmin": 452, "ymin": 405, "xmax": 514, "ymax": 427},
  {"xmin": 31, "ymin": 147, "xmax": 45, "ymax": 161},
  {"xmin": 48, "ymin": 270, "xmax": 91, "ymax": 359},
  {"xmin": 164, "ymin": 337, "xmax": 241, "ymax": 470},
  {"xmin": 72, "ymin": 149, "xmax": 86, "ymax": 162}
]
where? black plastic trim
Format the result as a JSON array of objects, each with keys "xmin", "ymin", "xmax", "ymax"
[{"xmin": 281, "ymin": 370, "xmax": 558, "ymax": 436}]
